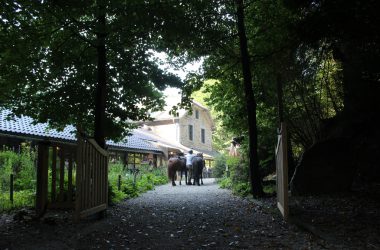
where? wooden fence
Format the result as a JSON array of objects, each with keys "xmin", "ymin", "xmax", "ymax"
[
  {"xmin": 75, "ymin": 136, "xmax": 108, "ymax": 221},
  {"xmin": 276, "ymin": 122, "xmax": 289, "ymax": 221},
  {"xmin": 49, "ymin": 146, "xmax": 76, "ymax": 209},
  {"xmin": 36, "ymin": 142, "xmax": 76, "ymax": 215}
]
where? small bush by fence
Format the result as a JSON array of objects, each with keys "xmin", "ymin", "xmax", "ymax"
[
  {"xmin": 0, "ymin": 145, "xmax": 37, "ymax": 212},
  {"xmin": 216, "ymin": 153, "xmax": 276, "ymax": 197}
]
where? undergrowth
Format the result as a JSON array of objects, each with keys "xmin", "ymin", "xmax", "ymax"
[
  {"xmin": 1, "ymin": 145, "xmax": 169, "ymax": 212},
  {"xmin": 108, "ymin": 163, "xmax": 168, "ymax": 204}
]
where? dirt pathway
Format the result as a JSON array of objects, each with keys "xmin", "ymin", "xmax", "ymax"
[{"xmin": 1, "ymin": 179, "xmax": 328, "ymax": 249}]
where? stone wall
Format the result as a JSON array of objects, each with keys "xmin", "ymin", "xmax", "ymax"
[{"xmin": 179, "ymin": 107, "xmax": 213, "ymax": 152}]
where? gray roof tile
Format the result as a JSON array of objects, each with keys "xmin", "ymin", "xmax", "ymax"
[{"xmin": 0, "ymin": 109, "xmax": 162, "ymax": 153}]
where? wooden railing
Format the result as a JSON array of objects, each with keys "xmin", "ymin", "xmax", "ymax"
[
  {"xmin": 276, "ymin": 122, "xmax": 289, "ymax": 221},
  {"xmin": 75, "ymin": 136, "xmax": 108, "ymax": 221},
  {"xmin": 36, "ymin": 142, "xmax": 76, "ymax": 216},
  {"xmin": 49, "ymin": 145, "xmax": 76, "ymax": 209}
]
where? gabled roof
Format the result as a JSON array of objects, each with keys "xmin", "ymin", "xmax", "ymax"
[
  {"xmin": 0, "ymin": 109, "xmax": 162, "ymax": 153},
  {"xmin": 150, "ymin": 101, "xmax": 215, "ymax": 128}
]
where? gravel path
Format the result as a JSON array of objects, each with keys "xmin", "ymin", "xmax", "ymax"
[{"xmin": 1, "ymin": 178, "xmax": 327, "ymax": 249}]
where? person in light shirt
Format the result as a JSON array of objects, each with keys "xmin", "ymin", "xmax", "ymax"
[{"xmin": 185, "ymin": 150, "xmax": 195, "ymax": 184}]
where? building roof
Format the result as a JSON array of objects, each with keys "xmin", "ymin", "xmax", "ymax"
[
  {"xmin": 0, "ymin": 109, "xmax": 219, "ymax": 159},
  {"xmin": 149, "ymin": 101, "xmax": 215, "ymax": 129},
  {"xmin": 134, "ymin": 127, "xmax": 189, "ymax": 152},
  {"xmin": 0, "ymin": 109, "xmax": 162, "ymax": 153}
]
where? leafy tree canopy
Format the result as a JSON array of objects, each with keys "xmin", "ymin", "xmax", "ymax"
[{"xmin": 0, "ymin": 0, "xmax": 213, "ymax": 140}]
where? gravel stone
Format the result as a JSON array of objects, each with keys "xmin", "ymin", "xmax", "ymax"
[{"xmin": 0, "ymin": 178, "xmax": 335, "ymax": 249}]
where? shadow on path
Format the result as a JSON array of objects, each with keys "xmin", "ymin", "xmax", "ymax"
[{"xmin": 1, "ymin": 178, "xmax": 328, "ymax": 249}]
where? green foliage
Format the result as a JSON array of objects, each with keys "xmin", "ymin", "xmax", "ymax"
[
  {"xmin": 108, "ymin": 163, "xmax": 125, "ymax": 186},
  {"xmin": 0, "ymin": 150, "xmax": 15, "ymax": 191},
  {"xmin": 14, "ymin": 147, "xmax": 37, "ymax": 190},
  {"xmin": 120, "ymin": 179, "xmax": 139, "ymax": 199},
  {"xmin": 213, "ymin": 154, "xmax": 227, "ymax": 178},
  {"xmin": 217, "ymin": 155, "xmax": 251, "ymax": 197},
  {"xmin": 0, "ymin": 145, "xmax": 36, "ymax": 192},
  {"xmin": 263, "ymin": 184, "xmax": 276, "ymax": 195},
  {"xmin": 0, "ymin": 145, "xmax": 36, "ymax": 212},
  {"xmin": 226, "ymin": 156, "xmax": 249, "ymax": 184},
  {"xmin": 0, "ymin": 190, "xmax": 35, "ymax": 212},
  {"xmin": 259, "ymin": 155, "xmax": 275, "ymax": 179},
  {"xmin": 108, "ymin": 162, "xmax": 168, "ymax": 204},
  {"xmin": 0, "ymin": 0, "xmax": 194, "ymax": 140},
  {"xmin": 218, "ymin": 177, "xmax": 232, "ymax": 189},
  {"xmin": 218, "ymin": 177, "xmax": 250, "ymax": 197},
  {"xmin": 232, "ymin": 182, "xmax": 251, "ymax": 197},
  {"xmin": 137, "ymin": 174, "xmax": 154, "ymax": 193},
  {"xmin": 226, "ymin": 156, "xmax": 240, "ymax": 168},
  {"xmin": 108, "ymin": 185, "xmax": 127, "ymax": 205}
]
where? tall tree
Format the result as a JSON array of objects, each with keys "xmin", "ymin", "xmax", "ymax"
[
  {"xmin": 235, "ymin": 0, "xmax": 263, "ymax": 197},
  {"xmin": 94, "ymin": 0, "xmax": 107, "ymax": 148},
  {"xmin": 0, "ymin": 1, "xmax": 189, "ymax": 147}
]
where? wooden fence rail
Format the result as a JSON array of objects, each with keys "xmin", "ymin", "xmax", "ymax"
[
  {"xmin": 276, "ymin": 122, "xmax": 289, "ymax": 221},
  {"xmin": 75, "ymin": 136, "xmax": 108, "ymax": 221},
  {"xmin": 36, "ymin": 142, "xmax": 76, "ymax": 215},
  {"xmin": 34, "ymin": 135, "xmax": 108, "ymax": 221}
]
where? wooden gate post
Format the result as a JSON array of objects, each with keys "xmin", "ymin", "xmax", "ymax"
[
  {"xmin": 118, "ymin": 175, "xmax": 121, "ymax": 191},
  {"xmin": 276, "ymin": 123, "xmax": 289, "ymax": 221},
  {"xmin": 36, "ymin": 142, "xmax": 49, "ymax": 216},
  {"xmin": 10, "ymin": 174, "xmax": 14, "ymax": 204},
  {"xmin": 75, "ymin": 135, "xmax": 108, "ymax": 221}
]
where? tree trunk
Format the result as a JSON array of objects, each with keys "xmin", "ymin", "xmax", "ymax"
[
  {"xmin": 236, "ymin": 0, "xmax": 264, "ymax": 198},
  {"xmin": 94, "ymin": 3, "xmax": 107, "ymax": 148}
]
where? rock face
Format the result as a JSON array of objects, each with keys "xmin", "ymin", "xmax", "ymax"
[
  {"xmin": 290, "ymin": 111, "xmax": 380, "ymax": 195},
  {"xmin": 290, "ymin": 138, "xmax": 357, "ymax": 195}
]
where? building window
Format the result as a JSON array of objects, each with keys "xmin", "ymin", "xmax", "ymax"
[
  {"xmin": 201, "ymin": 129, "xmax": 205, "ymax": 143},
  {"xmin": 195, "ymin": 110, "xmax": 199, "ymax": 119},
  {"xmin": 189, "ymin": 125, "xmax": 193, "ymax": 141}
]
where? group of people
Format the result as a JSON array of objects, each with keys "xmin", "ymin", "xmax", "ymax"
[{"xmin": 167, "ymin": 149, "xmax": 205, "ymax": 186}]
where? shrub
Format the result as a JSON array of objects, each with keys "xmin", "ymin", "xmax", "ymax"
[
  {"xmin": 15, "ymin": 146, "xmax": 37, "ymax": 190},
  {"xmin": 218, "ymin": 177, "xmax": 232, "ymax": 189},
  {"xmin": 121, "ymin": 179, "xmax": 139, "ymax": 198},
  {"xmin": 213, "ymin": 154, "xmax": 226, "ymax": 178},
  {"xmin": 225, "ymin": 156, "xmax": 249, "ymax": 184},
  {"xmin": 150, "ymin": 167, "xmax": 168, "ymax": 185},
  {"xmin": 0, "ymin": 190, "xmax": 35, "ymax": 212},
  {"xmin": 0, "ymin": 145, "xmax": 36, "ymax": 212},
  {"xmin": 0, "ymin": 150, "xmax": 18, "ymax": 192},
  {"xmin": 107, "ymin": 161, "xmax": 168, "ymax": 204},
  {"xmin": 137, "ymin": 174, "xmax": 154, "ymax": 193},
  {"xmin": 217, "ymin": 156, "xmax": 252, "ymax": 197},
  {"xmin": 263, "ymin": 184, "xmax": 276, "ymax": 195},
  {"xmin": 232, "ymin": 182, "xmax": 251, "ymax": 197}
]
